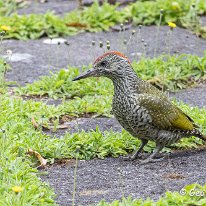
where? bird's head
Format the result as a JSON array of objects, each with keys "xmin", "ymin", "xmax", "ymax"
[{"xmin": 72, "ymin": 51, "xmax": 132, "ymax": 81}]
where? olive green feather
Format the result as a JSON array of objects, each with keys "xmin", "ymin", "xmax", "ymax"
[{"xmin": 137, "ymin": 94, "xmax": 195, "ymax": 131}]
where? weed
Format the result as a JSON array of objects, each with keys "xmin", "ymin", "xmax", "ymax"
[
  {"xmin": 0, "ymin": 87, "xmax": 206, "ymax": 204},
  {"xmin": 72, "ymin": 147, "xmax": 80, "ymax": 206},
  {"xmin": 0, "ymin": 59, "xmax": 10, "ymax": 88},
  {"xmin": 0, "ymin": 0, "xmax": 27, "ymax": 16},
  {"xmin": 96, "ymin": 183, "xmax": 206, "ymax": 205},
  {"xmin": 0, "ymin": 0, "xmax": 206, "ymax": 40},
  {"xmin": 16, "ymin": 53, "xmax": 206, "ymax": 99}
]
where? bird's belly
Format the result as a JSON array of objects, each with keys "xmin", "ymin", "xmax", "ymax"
[{"xmin": 112, "ymin": 102, "xmax": 151, "ymax": 137}]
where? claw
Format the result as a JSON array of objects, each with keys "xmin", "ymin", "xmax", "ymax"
[
  {"xmin": 139, "ymin": 156, "xmax": 165, "ymax": 165},
  {"xmin": 121, "ymin": 155, "xmax": 134, "ymax": 161},
  {"xmin": 119, "ymin": 139, "xmax": 149, "ymax": 161},
  {"xmin": 121, "ymin": 154, "xmax": 141, "ymax": 161}
]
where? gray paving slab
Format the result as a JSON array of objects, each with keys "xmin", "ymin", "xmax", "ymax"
[
  {"xmin": 2, "ymin": 26, "xmax": 206, "ymax": 85},
  {"xmin": 41, "ymin": 148, "xmax": 206, "ymax": 206}
]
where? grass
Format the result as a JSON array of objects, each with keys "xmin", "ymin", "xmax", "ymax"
[
  {"xmin": 134, "ymin": 53, "xmax": 206, "ymax": 91},
  {"xmin": 0, "ymin": 12, "xmax": 78, "ymax": 40},
  {"xmin": 6, "ymin": 51, "xmax": 206, "ymax": 204},
  {"xmin": 0, "ymin": 58, "xmax": 7, "ymax": 86},
  {"xmin": 1, "ymin": 0, "xmax": 206, "ymax": 203},
  {"xmin": 124, "ymin": 0, "xmax": 206, "ymax": 25},
  {"xmin": 96, "ymin": 183, "xmax": 206, "ymax": 205},
  {"xmin": 1, "ymin": 95, "xmax": 206, "ymax": 161},
  {"xmin": 0, "ymin": 1, "xmax": 121, "ymax": 40},
  {"xmin": 0, "ymin": 94, "xmax": 206, "ymax": 204},
  {"xmin": 0, "ymin": 0, "xmax": 27, "ymax": 16},
  {"xmin": 1, "ymin": 52, "xmax": 206, "ymax": 204},
  {"xmin": 0, "ymin": 96, "xmax": 57, "ymax": 205},
  {"xmin": 16, "ymin": 53, "xmax": 206, "ymax": 99},
  {"xmin": 0, "ymin": 0, "xmax": 206, "ymax": 39}
]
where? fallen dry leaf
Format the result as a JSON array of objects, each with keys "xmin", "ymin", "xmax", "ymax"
[
  {"xmin": 27, "ymin": 148, "xmax": 47, "ymax": 168},
  {"xmin": 66, "ymin": 22, "xmax": 87, "ymax": 28},
  {"xmin": 31, "ymin": 117, "xmax": 39, "ymax": 129},
  {"xmin": 164, "ymin": 173, "xmax": 185, "ymax": 180}
]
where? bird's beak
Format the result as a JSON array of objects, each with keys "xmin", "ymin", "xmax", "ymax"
[{"xmin": 72, "ymin": 68, "xmax": 96, "ymax": 81}]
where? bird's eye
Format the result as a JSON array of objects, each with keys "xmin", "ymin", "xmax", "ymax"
[{"xmin": 99, "ymin": 61, "xmax": 107, "ymax": 67}]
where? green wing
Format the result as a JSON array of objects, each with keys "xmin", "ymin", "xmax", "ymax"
[{"xmin": 137, "ymin": 94, "xmax": 196, "ymax": 131}]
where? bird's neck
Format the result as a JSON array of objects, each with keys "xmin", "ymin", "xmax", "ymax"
[{"xmin": 112, "ymin": 71, "xmax": 140, "ymax": 96}]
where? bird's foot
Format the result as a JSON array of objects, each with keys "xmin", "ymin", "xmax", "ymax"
[
  {"xmin": 139, "ymin": 156, "xmax": 165, "ymax": 165},
  {"xmin": 121, "ymin": 154, "xmax": 141, "ymax": 161}
]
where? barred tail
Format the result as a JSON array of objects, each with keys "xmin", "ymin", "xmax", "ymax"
[
  {"xmin": 187, "ymin": 129, "xmax": 206, "ymax": 141},
  {"xmin": 174, "ymin": 128, "xmax": 205, "ymax": 141}
]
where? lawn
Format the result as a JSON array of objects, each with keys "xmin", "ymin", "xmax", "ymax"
[{"xmin": 1, "ymin": 0, "xmax": 206, "ymax": 205}]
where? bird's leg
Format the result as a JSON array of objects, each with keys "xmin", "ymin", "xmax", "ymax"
[
  {"xmin": 123, "ymin": 139, "xmax": 148, "ymax": 161},
  {"xmin": 140, "ymin": 144, "xmax": 164, "ymax": 165}
]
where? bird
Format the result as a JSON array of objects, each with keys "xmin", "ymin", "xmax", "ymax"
[{"xmin": 73, "ymin": 51, "xmax": 206, "ymax": 164}]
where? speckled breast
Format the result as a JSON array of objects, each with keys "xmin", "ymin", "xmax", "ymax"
[{"xmin": 112, "ymin": 94, "xmax": 148, "ymax": 137}]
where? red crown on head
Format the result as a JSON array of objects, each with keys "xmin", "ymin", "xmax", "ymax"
[{"xmin": 93, "ymin": 51, "xmax": 131, "ymax": 65}]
